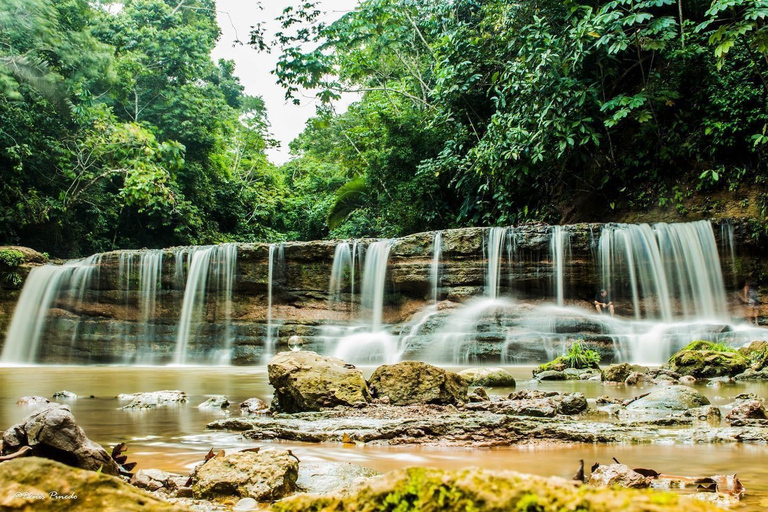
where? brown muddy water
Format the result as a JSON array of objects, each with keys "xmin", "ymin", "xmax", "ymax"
[{"xmin": 1, "ymin": 365, "xmax": 767, "ymax": 510}]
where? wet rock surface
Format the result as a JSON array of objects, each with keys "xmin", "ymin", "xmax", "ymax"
[
  {"xmin": 0, "ymin": 457, "xmax": 187, "ymax": 511},
  {"xmin": 368, "ymin": 361, "xmax": 467, "ymax": 405},
  {"xmin": 588, "ymin": 464, "xmax": 651, "ymax": 489},
  {"xmin": 2, "ymin": 403, "xmax": 119, "ymax": 475},
  {"xmin": 192, "ymin": 449, "xmax": 298, "ymax": 501},
  {"xmin": 296, "ymin": 462, "xmax": 380, "ymax": 495},
  {"xmin": 625, "ymin": 385, "xmax": 710, "ymax": 411},
  {"xmin": 268, "ymin": 351, "xmax": 371, "ymax": 412},
  {"xmin": 458, "ymin": 367, "xmax": 516, "ymax": 387},
  {"xmin": 603, "ymin": 363, "xmax": 649, "ymax": 383},
  {"xmin": 118, "ymin": 390, "xmax": 188, "ymax": 409},
  {"xmin": 271, "ymin": 467, "xmax": 723, "ymax": 512},
  {"xmin": 240, "ymin": 397, "xmax": 269, "ymax": 415},
  {"xmin": 725, "ymin": 393, "xmax": 768, "ymax": 426},
  {"xmin": 197, "ymin": 396, "xmax": 230, "ymax": 409}
]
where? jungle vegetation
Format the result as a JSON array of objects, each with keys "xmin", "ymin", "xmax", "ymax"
[{"xmin": 1, "ymin": 0, "xmax": 767, "ymax": 256}]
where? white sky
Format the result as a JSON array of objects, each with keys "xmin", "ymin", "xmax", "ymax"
[{"xmin": 211, "ymin": 0, "xmax": 360, "ymax": 164}]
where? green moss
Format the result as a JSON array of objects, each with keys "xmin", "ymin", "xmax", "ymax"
[
  {"xmin": 681, "ymin": 340, "xmax": 735, "ymax": 353},
  {"xmin": 0, "ymin": 248, "xmax": 24, "ymax": 267},
  {"xmin": 535, "ymin": 341, "xmax": 600, "ymax": 375},
  {"xmin": 667, "ymin": 342, "xmax": 748, "ymax": 377},
  {"xmin": 271, "ymin": 467, "xmax": 723, "ymax": 512}
]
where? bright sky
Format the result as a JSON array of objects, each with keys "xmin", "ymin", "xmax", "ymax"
[{"xmin": 211, "ymin": 0, "xmax": 360, "ymax": 165}]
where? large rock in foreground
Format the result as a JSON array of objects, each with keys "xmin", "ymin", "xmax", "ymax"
[
  {"xmin": 368, "ymin": 361, "xmax": 468, "ymax": 405},
  {"xmin": 666, "ymin": 342, "xmax": 748, "ymax": 378},
  {"xmin": 1, "ymin": 404, "xmax": 119, "ymax": 475},
  {"xmin": 193, "ymin": 449, "xmax": 298, "ymax": 501},
  {"xmin": 626, "ymin": 386, "xmax": 710, "ymax": 411},
  {"xmin": 0, "ymin": 457, "xmax": 186, "ymax": 511},
  {"xmin": 271, "ymin": 467, "xmax": 722, "ymax": 512},
  {"xmin": 268, "ymin": 351, "xmax": 371, "ymax": 412}
]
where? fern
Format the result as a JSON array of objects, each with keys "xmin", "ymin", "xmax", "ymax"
[{"xmin": 326, "ymin": 176, "xmax": 368, "ymax": 229}]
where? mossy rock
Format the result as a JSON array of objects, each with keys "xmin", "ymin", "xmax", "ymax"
[
  {"xmin": 738, "ymin": 340, "xmax": 768, "ymax": 370},
  {"xmin": 0, "ymin": 457, "xmax": 188, "ymax": 511},
  {"xmin": 271, "ymin": 467, "xmax": 722, "ymax": 512},
  {"xmin": 458, "ymin": 367, "xmax": 516, "ymax": 387},
  {"xmin": 666, "ymin": 342, "xmax": 747, "ymax": 378},
  {"xmin": 534, "ymin": 356, "xmax": 599, "ymax": 377}
]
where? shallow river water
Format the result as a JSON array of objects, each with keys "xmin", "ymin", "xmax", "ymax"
[{"xmin": 1, "ymin": 365, "xmax": 767, "ymax": 510}]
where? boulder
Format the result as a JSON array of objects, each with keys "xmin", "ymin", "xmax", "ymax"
[
  {"xmin": 240, "ymin": 397, "xmax": 269, "ymax": 415},
  {"xmin": 268, "ymin": 351, "xmax": 371, "ymax": 412},
  {"xmin": 297, "ymin": 462, "xmax": 380, "ymax": 495},
  {"xmin": 16, "ymin": 396, "xmax": 50, "ymax": 408},
  {"xmin": 625, "ymin": 385, "xmax": 710, "ymax": 411},
  {"xmin": 666, "ymin": 342, "xmax": 748, "ymax": 378},
  {"xmin": 368, "ymin": 361, "xmax": 467, "ymax": 405},
  {"xmin": 52, "ymin": 391, "xmax": 77, "ymax": 400},
  {"xmin": 458, "ymin": 367, "xmax": 516, "ymax": 387},
  {"xmin": 534, "ymin": 370, "xmax": 566, "ymax": 381},
  {"xmin": 506, "ymin": 390, "xmax": 587, "ymax": 416},
  {"xmin": 0, "ymin": 457, "xmax": 186, "ymax": 511},
  {"xmin": 1, "ymin": 403, "xmax": 119, "ymax": 475},
  {"xmin": 271, "ymin": 467, "xmax": 722, "ymax": 512},
  {"xmin": 734, "ymin": 368, "xmax": 768, "ymax": 381},
  {"xmin": 192, "ymin": 449, "xmax": 298, "ymax": 501},
  {"xmin": 725, "ymin": 394, "xmax": 768, "ymax": 426},
  {"xmin": 197, "ymin": 396, "xmax": 230, "ymax": 409},
  {"xmin": 625, "ymin": 372, "xmax": 653, "ymax": 385},
  {"xmin": 130, "ymin": 468, "xmax": 186, "ymax": 492},
  {"xmin": 118, "ymin": 390, "xmax": 188, "ymax": 409},
  {"xmin": 588, "ymin": 464, "xmax": 651, "ymax": 489},
  {"xmin": 603, "ymin": 363, "xmax": 649, "ymax": 383}
]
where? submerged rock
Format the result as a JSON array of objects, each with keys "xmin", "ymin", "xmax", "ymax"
[
  {"xmin": 192, "ymin": 449, "xmax": 298, "ymax": 501},
  {"xmin": 16, "ymin": 396, "xmax": 50, "ymax": 408},
  {"xmin": 666, "ymin": 341, "xmax": 748, "ymax": 378},
  {"xmin": 603, "ymin": 363, "xmax": 649, "ymax": 383},
  {"xmin": 52, "ymin": 390, "xmax": 77, "ymax": 400},
  {"xmin": 2, "ymin": 403, "xmax": 119, "ymax": 475},
  {"xmin": 625, "ymin": 385, "xmax": 710, "ymax": 411},
  {"xmin": 268, "ymin": 351, "xmax": 371, "ymax": 413},
  {"xmin": 297, "ymin": 462, "xmax": 380, "ymax": 495},
  {"xmin": 118, "ymin": 390, "xmax": 188, "ymax": 409},
  {"xmin": 0, "ymin": 457, "xmax": 186, "ymax": 511},
  {"xmin": 588, "ymin": 464, "xmax": 651, "ymax": 489},
  {"xmin": 458, "ymin": 367, "xmax": 516, "ymax": 387},
  {"xmin": 197, "ymin": 396, "xmax": 230, "ymax": 409},
  {"xmin": 534, "ymin": 370, "xmax": 567, "ymax": 381},
  {"xmin": 131, "ymin": 468, "xmax": 187, "ymax": 492},
  {"xmin": 368, "ymin": 361, "xmax": 467, "ymax": 405},
  {"xmin": 240, "ymin": 397, "xmax": 269, "ymax": 415},
  {"xmin": 271, "ymin": 467, "xmax": 721, "ymax": 512}
]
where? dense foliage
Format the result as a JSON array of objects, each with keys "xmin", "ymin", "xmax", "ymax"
[
  {"xmin": 0, "ymin": 0, "xmax": 283, "ymax": 256},
  {"xmin": 3, "ymin": 0, "xmax": 768, "ymax": 255},
  {"xmin": 259, "ymin": 0, "xmax": 768, "ymax": 238}
]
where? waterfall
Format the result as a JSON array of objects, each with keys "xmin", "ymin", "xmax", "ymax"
[
  {"xmin": 431, "ymin": 232, "xmax": 442, "ymax": 303},
  {"xmin": 138, "ymin": 250, "xmax": 163, "ymax": 347},
  {"xmin": 550, "ymin": 226, "xmax": 571, "ymax": 306},
  {"xmin": 360, "ymin": 240, "xmax": 393, "ymax": 331},
  {"xmin": 599, "ymin": 221, "xmax": 728, "ymax": 320},
  {"xmin": 264, "ymin": 243, "xmax": 284, "ymax": 361},
  {"xmin": 2, "ymin": 255, "xmax": 101, "ymax": 363},
  {"xmin": 173, "ymin": 244, "xmax": 237, "ymax": 364},
  {"xmin": 329, "ymin": 242, "xmax": 352, "ymax": 307},
  {"xmin": 486, "ymin": 227, "xmax": 507, "ymax": 299},
  {"xmin": 211, "ymin": 244, "xmax": 237, "ymax": 363}
]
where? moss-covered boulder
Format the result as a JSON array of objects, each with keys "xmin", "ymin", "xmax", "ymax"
[
  {"xmin": 368, "ymin": 361, "xmax": 467, "ymax": 405},
  {"xmin": 270, "ymin": 467, "xmax": 722, "ymax": 512},
  {"xmin": 737, "ymin": 340, "xmax": 768, "ymax": 370},
  {"xmin": 268, "ymin": 351, "xmax": 371, "ymax": 412},
  {"xmin": 458, "ymin": 367, "xmax": 516, "ymax": 387},
  {"xmin": 0, "ymin": 457, "xmax": 187, "ymax": 511},
  {"xmin": 665, "ymin": 341, "xmax": 747, "ymax": 378}
]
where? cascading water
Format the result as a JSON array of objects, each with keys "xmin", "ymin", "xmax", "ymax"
[
  {"xmin": 264, "ymin": 243, "xmax": 284, "ymax": 362},
  {"xmin": 173, "ymin": 244, "xmax": 237, "ymax": 365},
  {"xmin": 329, "ymin": 242, "xmax": 352, "ymax": 308},
  {"xmin": 360, "ymin": 240, "xmax": 394, "ymax": 331},
  {"xmin": 2, "ymin": 255, "xmax": 102, "ymax": 363},
  {"xmin": 599, "ymin": 221, "xmax": 727, "ymax": 321},
  {"xmin": 550, "ymin": 226, "xmax": 571, "ymax": 306},
  {"xmin": 486, "ymin": 227, "xmax": 507, "ymax": 299},
  {"xmin": 138, "ymin": 250, "xmax": 164, "ymax": 349},
  {"xmin": 431, "ymin": 232, "xmax": 442, "ymax": 303}
]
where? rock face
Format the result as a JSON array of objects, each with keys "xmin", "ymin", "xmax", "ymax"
[
  {"xmin": 271, "ymin": 467, "xmax": 722, "ymax": 512},
  {"xmin": 1, "ymin": 404, "xmax": 119, "ymax": 475},
  {"xmin": 0, "ymin": 457, "xmax": 186, "ymax": 511},
  {"xmin": 588, "ymin": 464, "xmax": 651, "ymax": 489},
  {"xmin": 192, "ymin": 449, "xmax": 298, "ymax": 501},
  {"xmin": 268, "ymin": 351, "xmax": 371, "ymax": 412},
  {"xmin": 458, "ymin": 367, "xmax": 516, "ymax": 387},
  {"xmin": 625, "ymin": 385, "xmax": 710, "ymax": 411},
  {"xmin": 666, "ymin": 342, "xmax": 748, "ymax": 378},
  {"xmin": 368, "ymin": 361, "xmax": 467, "ymax": 405}
]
